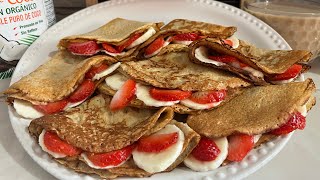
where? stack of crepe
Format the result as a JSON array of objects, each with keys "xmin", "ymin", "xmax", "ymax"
[{"xmin": 2, "ymin": 18, "xmax": 317, "ymax": 179}]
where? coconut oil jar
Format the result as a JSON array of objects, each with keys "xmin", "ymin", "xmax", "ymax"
[{"xmin": 0, "ymin": 0, "xmax": 55, "ymax": 79}]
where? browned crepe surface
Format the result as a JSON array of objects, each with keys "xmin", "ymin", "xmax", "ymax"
[
  {"xmin": 190, "ymin": 38, "xmax": 312, "ymax": 77},
  {"xmin": 119, "ymin": 49, "xmax": 251, "ymax": 91},
  {"xmin": 29, "ymin": 94, "xmax": 174, "ymax": 153},
  {"xmin": 187, "ymin": 79, "xmax": 316, "ymax": 138},
  {"xmin": 3, "ymin": 51, "xmax": 117, "ymax": 104},
  {"xmin": 59, "ymin": 18, "xmax": 163, "ymax": 46}
]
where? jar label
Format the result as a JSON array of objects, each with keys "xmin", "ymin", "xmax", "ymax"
[{"xmin": 0, "ymin": 0, "xmax": 56, "ymax": 79}]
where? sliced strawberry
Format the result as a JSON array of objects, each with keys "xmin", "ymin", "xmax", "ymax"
[
  {"xmin": 137, "ymin": 132, "xmax": 178, "ymax": 153},
  {"xmin": 223, "ymin": 39, "xmax": 233, "ymax": 46},
  {"xmin": 67, "ymin": 41, "xmax": 100, "ymax": 55},
  {"xmin": 85, "ymin": 63, "xmax": 109, "ymax": 79},
  {"xmin": 68, "ymin": 79, "xmax": 95, "ymax": 103},
  {"xmin": 270, "ymin": 64, "xmax": 303, "ymax": 81},
  {"xmin": 191, "ymin": 137, "xmax": 221, "ymax": 161},
  {"xmin": 44, "ymin": 131, "xmax": 82, "ymax": 156},
  {"xmin": 188, "ymin": 89, "xmax": 226, "ymax": 104},
  {"xmin": 102, "ymin": 43, "xmax": 120, "ymax": 53},
  {"xmin": 110, "ymin": 79, "xmax": 136, "ymax": 111},
  {"xmin": 227, "ymin": 134, "xmax": 254, "ymax": 162},
  {"xmin": 33, "ymin": 100, "xmax": 68, "ymax": 114},
  {"xmin": 149, "ymin": 88, "xmax": 192, "ymax": 101},
  {"xmin": 144, "ymin": 37, "xmax": 165, "ymax": 56},
  {"xmin": 117, "ymin": 33, "xmax": 142, "ymax": 52},
  {"xmin": 172, "ymin": 32, "xmax": 200, "ymax": 41},
  {"xmin": 209, "ymin": 55, "xmax": 237, "ymax": 64},
  {"xmin": 270, "ymin": 112, "xmax": 306, "ymax": 135},
  {"xmin": 86, "ymin": 144, "xmax": 135, "ymax": 167},
  {"xmin": 209, "ymin": 55, "xmax": 248, "ymax": 68}
]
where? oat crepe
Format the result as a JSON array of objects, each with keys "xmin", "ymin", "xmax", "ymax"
[
  {"xmin": 187, "ymin": 79, "xmax": 316, "ymax": 138},
  {"xmin": 29, "ymin": 94, "xmax": 174, "ymax": 152},
  {"xmin": 3, "ymin": 51, "xmax": 118, "ymax": 104},
  {"xmin": 52, "ymin": 120, "xmax": 200, "ymax": 179},
  {"xmin": 189, "ymin": 38, "xmax": 312, "ymax": 84},
  {"xmin": 98, "ymin": 48, "xmax": 249, "ymax": 114},
  {"xmin": 28, "ymin": 96, "xmax": 199, "ymax": 178},
  {"xmin": 58, "ymin": 18, "xmax": 164, "ymax": 59},
  {"xmin": 120, "ymin": 48, "xmax": 250, "ymax": 91},
  {"xmin": 133, "ymin": 19, "xmax": 237, "ymax": 59}
]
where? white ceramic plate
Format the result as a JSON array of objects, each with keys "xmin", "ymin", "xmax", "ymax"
[{"xmin": 7, "ymin": 0, "xmax": 303, "ymax": 179}]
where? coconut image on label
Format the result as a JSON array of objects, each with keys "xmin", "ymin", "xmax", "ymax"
[{"xmin": 0, "ymin": 0, "xmax": 56, "ymax": 79}]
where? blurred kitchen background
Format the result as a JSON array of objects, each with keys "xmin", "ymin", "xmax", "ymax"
[{"xmin": 54, "ymin": 0, "xmax": 240, "ymax": 21}]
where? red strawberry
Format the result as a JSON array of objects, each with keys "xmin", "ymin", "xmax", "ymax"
[
  {"xmin": 144, "ymin": 37, "xmax": 165, "ymax": 56},
  {"xmin": 227, "ymin": 134, "xmax": 254, "ymax": 162},
  {"xmin": 270, "ymin": 64, "xmax": 303, "ymax": 81},
  {"xmin": 270, "ymin": 112, "xmax": 306, "ymax": 135},
  {"xmin": 33, "ymin": 100, "xmax": 68, "ymax": 114},
  {"xmin": 223, "ymin": 39, "xmax": 233, "ymax": 46},
  {"xmin": 209, "ymin": 55, "xmax": 237, "ymax": 63},
  {"xmin": 110, "ymin": 79, "xmax": 136, "ymax": 111},
  {"xmin": 172, "ymin": 32, "xmax": 200, "ymax": 41},
  {"xmin": 44, "ymin": 131, "xmax": 82, "ymax": 156},
  {"xmin": 117, "ymin": 33, "xmax": 142, "ymax": 52},
  {"xmin": 188, "ymin": 89, "xmax": 226, "ymax": 104},
  {"xmin": 209, "ymin": 55, "xmax": 247, "ymax": 68},
  {"xmin": 68, "ymin": 79, "xmax": 95, "ymax": 103},
  {"xmin": 137, "ymin": 132, "xmax": 178, "ymax": 153},
  {"xmin": 86, "ymin": 144, "xmax": 135, "ymax": 167},
  {"xmin": 85, "ymin": 63, "xmax": 109, "ymax": 79},
  {"xmin": 102, "ymin": 43, "xmax": 120, "ymax": 53},
  {"xmin": 149, "ymin": 88, "xmax": 192, "ymax": 101},
  {"xmin": 191, "ymin": 137, "xmax": 221, "ymax": 161},
  {"xmin": 67, "ymin": 41, "xmax": 100, "ymax": 55}
]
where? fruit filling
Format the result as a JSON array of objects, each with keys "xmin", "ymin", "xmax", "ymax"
[
  {"xmin": 227, "ymin": 134, "xmax": 254, "ymax": 162},
  {"xmin": 106, "ymin": 73, "xmax": 228, "ymax": 111},
  {"xmin": 269, "ymin": 64, "xmax": 303, "ymax": 82},
  {"xmin": 43, "ymin": 131, "xmax": 82, "ymax": 157},
  {"xmin": 67, "ymin": 28, "xmax": 156, "ymax": 56},
  {"xmin": 270, "ymin": 112, "xmax": 306, "ymax": 135},
  {"xmin": 84, "ymin": 144, "xmax": 135, "ymax": 168},
  {"xmin": 137, "ymin": 132, "xmax": 179, "ymax": 153},
  {"xmin": 144, "ymin": 32, "xmax": 204, "ymax": 58},
  {"xmin": 191, "ymin": 137, "xmax": 221, "ymax": 161}
]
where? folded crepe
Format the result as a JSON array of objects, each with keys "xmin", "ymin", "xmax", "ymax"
[
  {"xmin": 182, "ymin": 79, "xmax": 316, "ymax": 171},
  {"xmin": 187, "ymin": 79, "xmax": 316, "ymax": 138},
  {"xmin": 3, "ymin": 51, "xmax": 119, "ymax": 119},
  {"xmin": 29, "ymin": 95, "xmax": 200, "ymax": 179},
  {"xmin": 131, "ymin": 19, "xmax": 237, "ymax": 60},
  {"xmin": 189, "ymin": 38, "xmax": 312, "ymax": 85},
  {"xmin": 58, "ymin": 18, "xmax": 164, "ymax": 59},
  {"xmin": 98, "ymin": 48, "xmax": 250, "ymax": 114}
]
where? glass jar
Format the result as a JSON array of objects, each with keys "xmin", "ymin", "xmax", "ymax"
[{"xmin": 242, "ymin": 0, "xmax": 320, "ymax": 60}]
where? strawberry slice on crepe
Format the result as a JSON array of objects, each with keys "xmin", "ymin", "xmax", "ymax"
[
  {"xmin": 67, "ymin": 41, "xmax": 100, "ymax": 56},
  {"xmin": 110, "ymin": 79, "xmax": 137, "ymax": 111},
  {"xmin": 140, "ymin": 19, "xmax": 237, "ymax": 58}
]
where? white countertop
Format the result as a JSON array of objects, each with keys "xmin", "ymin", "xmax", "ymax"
[{"xmin": 0, "ymin": 60, "xmax": 319, "ymax": 180}]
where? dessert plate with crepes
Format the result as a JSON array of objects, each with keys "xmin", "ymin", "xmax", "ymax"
[{"xmin": 5, "ymin": 0, "xmax": 319, "ymax": 180}]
